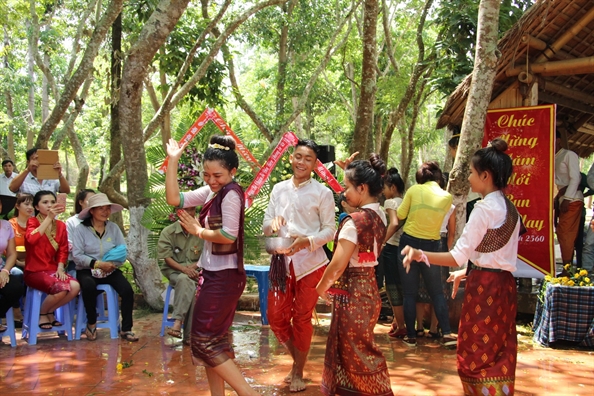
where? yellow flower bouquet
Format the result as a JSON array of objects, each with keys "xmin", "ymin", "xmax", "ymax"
[
  {"xmin": 539, "ymin": 265, "xmax": 592, "ymax": 304},
  {"xmin": 544, "ymin": 264, "xmax": 593, "ymax": 287}
]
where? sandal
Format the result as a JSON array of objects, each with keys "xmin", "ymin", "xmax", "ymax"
[
  {"xmin": 85, "ymin": 324, "xmax": 97, "ymax": 341},
  {"xmin": 120, "ymin": 331, "xmax": 139, "ymax": 342},
  {"xmin": 167, "ymin": 328, "xmax": 183, "ymax": 339},
  {"xmin": 427, "ymin": 330, "xmax": 442, "ymax": 339},
  {"xmin": 416, "ymin": 328, "xmax": 425, "ymax": 337},
  {"xmin": 48, "ymin": 312, "xmax": 62, "ymax": 327},
  {"xmin": 0, "ymin": 324, "xmax": 6, "ymax": 332},
  {"xmin": 38, "ymin": 313, "xmax": 53, "ymax": 330}
]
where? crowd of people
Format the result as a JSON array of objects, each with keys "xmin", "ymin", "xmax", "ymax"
[
  {"xmin": 0, "ymin": 136, "xmax": 522, "ymax": 396},
  {"xmin": 0, "ymin": 148, "xmax": 139, "ymax": 341}
]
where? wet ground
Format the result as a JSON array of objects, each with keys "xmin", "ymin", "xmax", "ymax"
[{"xmin": 1, "ymin": 310, "xmax": 593, "ymax": 395}]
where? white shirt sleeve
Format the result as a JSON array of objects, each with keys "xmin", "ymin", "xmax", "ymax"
[
  {"xmin": 450, "ymin": 204, "xmax": 490, "ymax": 267},
  {"xmin": 564, "ymin": 150, "xmax": 582, "ymax": 200},
  {"xmin": 310, "ymin": 188, "xmax": 337, "ymax": 250},
  {"xmin": 182, "ymin": 185, "xmax": 212, "ymax": 208},
  {"xmin": 337, "ymin": 218, "xmax": 357, "ymax": 244},
  {"xmin": 220, "ymin": 190, "xmax": 241, "ymax": 239},
  {"xmin": 263, "ymin": 184, "xmax": 279, "ymax": 236}
]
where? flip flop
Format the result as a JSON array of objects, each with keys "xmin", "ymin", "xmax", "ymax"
[
  {"xmin": 167, "ymin": 328, "xmax": 183, "ymax": 339},
  {"xmin": 120, "ymin": 331, "xmax": 139, "ymax": 342},
  {"xmin": 85, "ymin": 325, "xmax": 97, "ymax": 341}
]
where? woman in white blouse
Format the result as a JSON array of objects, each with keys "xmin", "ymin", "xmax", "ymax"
[{"xmin": 402, "ymin": 138, "xmax": 519, "ymax": 396}]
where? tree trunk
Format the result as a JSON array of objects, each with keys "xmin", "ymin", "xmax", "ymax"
[
  {"xmin": 3, "ymin": 30, "xmax": 15, "ymax": 161},
  {"xmin": 67, "ymin": 122, "xmax": 89, "ymax": 193},
  {"xmin": 448, "ymin": 0, "xmax": 501, "ymax": 239},
  {"xmin": 119, "ymin": 0, "xmax": 191, "ymax": 310},
  {"xmin": 27, "ymin": 19, "xmax": 36, "ymax": 150},
  {"xmin": 108, "ymin": 12, "xmax": 125, "ymax": 233},
  {"xmin": 141, "ymin": 0, "xmax": 286, "ymax": 142},
  {"xmin": 379, "ymin": 0, "xmax": 433, "ymax": 162},
  {"xmin": 275, "ymin": 0, "xmax": 297, "ymax": 129},
  {"xmin": 42, "ymin": 51, "xmax": 50, "ymax": 122},
  {"xmin": 351, "ymin": 0, "xmax": 379, "ymax": 157},
  {"xmin": 157, "ymin": 47, "xmax": 171, "ymax": 150},
  {"xmin": 35, "ymin": 0, "xmax": 123, "ymax": 148}
]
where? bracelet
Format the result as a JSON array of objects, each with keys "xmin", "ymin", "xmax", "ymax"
[
  {"xmin": 198, "ymin": 228, "xmax": 205, "ymax": 239},
  {"xmin": 1, "ymin": 268, "xmax": 9, "ymax": 275},
  {"xmin": 418, "ymin": 249, "xmax": 431, "ymax": 267}
]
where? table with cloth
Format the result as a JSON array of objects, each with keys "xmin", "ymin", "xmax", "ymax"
[{"xmin": 533, "ymin": 283, "xmax": 594, "ymax": 347}]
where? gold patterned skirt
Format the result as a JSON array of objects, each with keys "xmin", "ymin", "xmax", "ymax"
[
  {"xmin": 458, "ymin": 269, "xmax": 517, "ymax": 396},
  {"xmin": 321, "ymin": 266, "xmax": 394, "ymax": 396}
]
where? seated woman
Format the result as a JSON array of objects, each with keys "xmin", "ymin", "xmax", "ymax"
[
  {"xmin": 9, "ymin": 193, "xmax": 34, "ymax": 272},
  {"xmin": 66, "ymin": 189, "xmax": 95, "ymax": 275},
  {"xmin": 71, "ymin": 193, "xmax": 138, "ymax": 342},
  {"xmin": 0, "ymin": 199, "xmax": 26, "ymax": 332},
  {"xmin": 24, "ymin": 190, "xmax": 80, "ymax": 329},
  {"xmin": 7, "ymin": 192, "xmax": 33, "ymax": 322}
]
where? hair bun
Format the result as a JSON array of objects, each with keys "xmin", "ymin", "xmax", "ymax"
[
  {"xmin": 490, "ymin": 138, "xmax": 508, "ymax": 153},
  {"xmin": 369, "ymin": 153, "xmax": 387, "ymax": 176},
  {"xmin": 210, "ymin": 135, "xmax": 236, "ymax": 151}
]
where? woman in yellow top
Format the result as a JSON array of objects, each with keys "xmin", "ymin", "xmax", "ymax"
[{"xmin": 396, "ymin": 161, "xmax": 455, "ymax": 348}]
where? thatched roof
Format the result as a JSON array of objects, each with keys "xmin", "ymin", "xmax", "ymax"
[{"xmin": 437, "ymin": 0, "xmax": 594, "ymax": 157}]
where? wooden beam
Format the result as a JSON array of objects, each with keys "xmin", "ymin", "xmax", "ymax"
[
  {"xmin": 538, "ymin": 91, "xmax": 594, "ymax": 115},
  {"xmin": 521, "ymin": 34, "xmax": 571, "ymax": 60},
  {"xmin": 506, "ymin": 56, "xmax": 594, "ymax": 77},
  {"xmin": 539, "ymin": 78, "xmax": 594, "ymax": 106},
  {"xmin": 535, "ymin": 5, "xmax": 594, "ymax": 63}
]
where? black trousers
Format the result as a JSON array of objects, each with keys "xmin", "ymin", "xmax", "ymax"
[
  {"xmin": 0, "ymin": 275, "xmax": 25, "ymax": 317},
  {"xmin": 76, "ymin": 269, "xmax": 134, "ymax": 332}
]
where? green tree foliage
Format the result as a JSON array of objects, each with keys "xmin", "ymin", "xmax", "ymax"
[{"xmin": 431, "ymin": 0, "xmax": 533, "ymax": 96}]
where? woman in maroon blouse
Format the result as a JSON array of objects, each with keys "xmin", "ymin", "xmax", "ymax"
[{"xmin": 24, "ymin": 190, "xmax": 80, "ymax": 329}]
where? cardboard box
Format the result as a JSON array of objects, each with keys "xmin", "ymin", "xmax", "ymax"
[{"xmin": 36, "ymin": 149, "xmax": 60, "ymax": 180}]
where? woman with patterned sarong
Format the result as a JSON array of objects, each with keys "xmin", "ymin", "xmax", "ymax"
[
  {"xmin": 166, "ymin": 135, "xmax": 258, "ymax": 396},
  {"xmin": 317, "ymin": 154, "xmax": 394, "ymax": 396},
  {"xmin": 402, "ymin": 138, "xmax": 519, "ymax": 395}
]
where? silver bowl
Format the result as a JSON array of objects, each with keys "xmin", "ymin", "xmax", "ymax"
[{"xmin": 264, "ymin": 237, "xmax": 295, "ymax": 254}]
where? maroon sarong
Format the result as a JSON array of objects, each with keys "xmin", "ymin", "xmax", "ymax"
[
  {"xmin": 458, "ymin": 270, "xmax": 517, "ymax": 395},
  {"xmin": 190, "ymin": 268, "xmax": 246, "ymax": 367},
  {"xmin": 321, "ymin": 267, "xmax": 394, "ymax": 396}
]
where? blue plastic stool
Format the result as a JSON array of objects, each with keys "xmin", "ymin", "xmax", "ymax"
[
  {"xmin": 22, "ymin": 287, "xmax": 73, "ymax": 345},
  {"xmin": 75, "ymin": 284, "xmax": 120, "ymax": 340},
  {"xmin": 244, "ymin": 264, "xmax": 270, "ymax": 325},
  {"xmin": 0, "ymin": 307, "xmax": 17, "ymax": 347},
  {"xmin": 160, "ymin": 284, "xmax": 175, "ymax": 336}
]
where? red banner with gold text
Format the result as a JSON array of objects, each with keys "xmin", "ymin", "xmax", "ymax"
[{"xmin": 483, "ymin": 104, "xmax": 555, "ymax": 276}]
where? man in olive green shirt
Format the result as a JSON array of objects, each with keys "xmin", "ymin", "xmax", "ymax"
[{"xmin": 157, "ymin": 207, "xmax": 203, "ymax": 339}]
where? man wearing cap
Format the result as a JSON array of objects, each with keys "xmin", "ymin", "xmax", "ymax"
[
  {"xmin": 0, "ymin": 159, "xmax": 18, "ymax": 197},
  {"xmin": 9, "ymin": 148, "xmax": 70, "ymax": 195},
  {"xmin": 263, "ymin": 139, "xmax": 335, "ymax": 392},
  {"xmin": 157, "ymin": 206, "xmax": 203, "ymax": 342}
]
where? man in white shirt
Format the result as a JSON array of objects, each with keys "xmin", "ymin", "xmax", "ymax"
[
  {"xmin": 554, "ymin": 132, "xmax": 583, "ymax": 265},
  {"xmin": 263, "ymin": 139, "xmax": 335, "ymax": 392},
  {"xmin": 0, "ymin": 159, "xmax": 18, "ymax": 197},
  {"xmin": 9, "ymin": 148, "xmax": 70, "ymax": 195}
]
